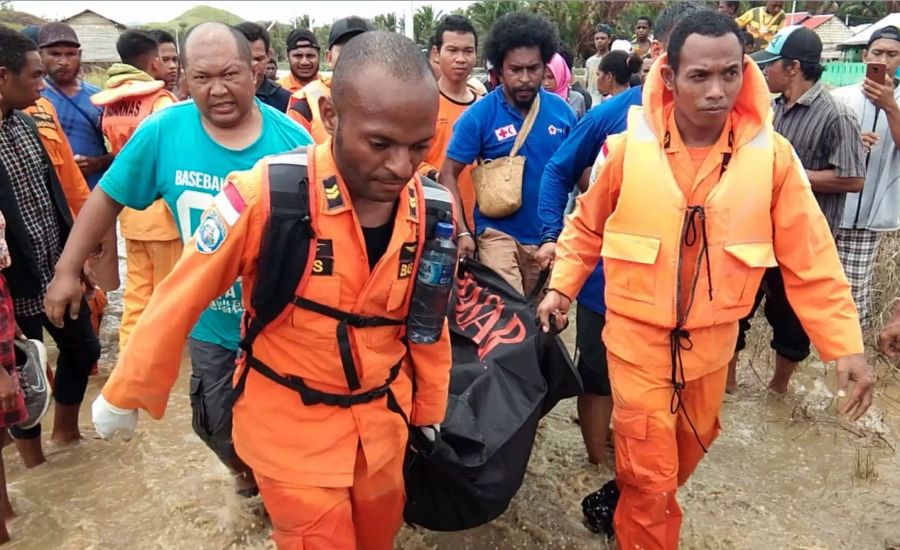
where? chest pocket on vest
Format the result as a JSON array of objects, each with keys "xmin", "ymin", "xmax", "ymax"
[
  {"xmin": 601, "ymin": 231, "xmax": 660, "ymax": 304},
  {"xmin": 720, "ymin": 242, "xmax": 777, "ymax": 307}
]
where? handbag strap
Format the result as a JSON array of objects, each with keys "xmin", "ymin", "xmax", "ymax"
[
  {"xmin": 44, "ymin": 79, "xmax": 105, "ymax": 146},
  {"xmin": 509, "ymin": 93, "xmax": 541, "ymax": 158}
]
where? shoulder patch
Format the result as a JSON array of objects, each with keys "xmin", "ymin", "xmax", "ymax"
[
  {"xmin": 30, "ymin": 111, "xmax": 56, "ymax": 130},
  {"xmin": 195, "ymin": 208, "xmax": 228, "ymax": 254},
  {"xmin": 398, "ymin": 242, "xmax": 417, "ymax": 279},
  {"xmin": 407, "ymin": 185, "xmax": 418, "ymax": 220},
  {"xmin": 322, "ymin": 176, "xmax": 344, "ymax": 210}
]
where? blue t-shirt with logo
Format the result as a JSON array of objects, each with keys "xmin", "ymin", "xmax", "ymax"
[
  {"xmin": 446, "ymin": 87, "xmax": 576, "ymax": 245},
  {"xmin": 99, "ymin": 98, "xmax": 313, "ymax": 350}
]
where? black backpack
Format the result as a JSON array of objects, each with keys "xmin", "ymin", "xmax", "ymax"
[{"xmin": 229, "ymin": 150, "xmax": 454, "ymax": 410}]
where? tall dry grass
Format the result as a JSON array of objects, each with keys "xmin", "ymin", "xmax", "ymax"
[{"xmin": 872, "ymin": 232, "xmax": 900, "ymax": 333}]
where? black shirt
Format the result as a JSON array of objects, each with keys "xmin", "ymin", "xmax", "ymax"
[
  {"xmin": 361, "ymin": 202, "xmax": 398, "ymax": 271},
  {"xmin": 256, "ymin": 79, "xmax": 292, "ymax": 113}
]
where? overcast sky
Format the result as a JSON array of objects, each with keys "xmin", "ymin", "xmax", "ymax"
[{"xmin": 12, "ymin": 1, "xmax": 473, "ymax": 26}]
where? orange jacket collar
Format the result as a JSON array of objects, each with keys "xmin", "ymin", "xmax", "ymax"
[{"xmin": 642, "ymin": 53, "xmax": 771, "ymax": 151}]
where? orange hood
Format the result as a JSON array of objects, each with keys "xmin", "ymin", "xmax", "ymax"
[
  {"xmin": 640, "ymin": 53, "xmax": 772, "ymax": 149},
  {"xmin": 91, "ymin": 63, "xmax": 166, "ymax": 107}
]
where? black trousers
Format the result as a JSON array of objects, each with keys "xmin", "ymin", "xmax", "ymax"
[
  {"xmin": 734, "ymin": 268, "xmax": 811, "ymax": 363},
  {"xmin": 10, "ymin": 296, "xmax": 100, "ymax": 440}
]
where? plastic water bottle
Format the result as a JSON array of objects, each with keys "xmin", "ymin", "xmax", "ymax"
[{"xmin": 408, "ymin": 222, "xmax": 458, "ymax": 344}]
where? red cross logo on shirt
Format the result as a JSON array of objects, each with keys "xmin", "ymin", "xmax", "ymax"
[{"xmin": 494, "ymin": 124, "xmax": 517, "ymax": 141}]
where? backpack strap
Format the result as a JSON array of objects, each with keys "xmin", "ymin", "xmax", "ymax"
[
  {"xmin": 419, "ymin": 175, "xmax": 455, "ymax": 240},
  {"xmin": 290, "ymin": 98, "xmax": 314, "ymax": 124},
  {"xmin": 240, "ymin": 151, "xmax": 315, "ymax": 350}
]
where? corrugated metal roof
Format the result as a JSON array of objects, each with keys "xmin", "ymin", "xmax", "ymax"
[
  {"xmin": 785, "ymin": 12, "xmax": 835, "ymax": 30},
  {"xmin": 840, "ymin": 13, "xmax": 900, "ymax": 47}
]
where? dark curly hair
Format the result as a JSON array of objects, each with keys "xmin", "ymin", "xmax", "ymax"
[
  {"xmin": 0, "ymin": 25, "xmax": 37, "ymax": 74},
  {"xmin": 484, "ymin": 11, "xmax": 558, "ymax": 71}
]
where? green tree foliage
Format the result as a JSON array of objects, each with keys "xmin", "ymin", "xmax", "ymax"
[
  {"xmin": 414, "ymin": 5, "xmax": 444, "ymax": 46},
  {"xmin": 290, "ymin": 14, "xmax": 311, "ymax": 30},
  {"xmin": 465, "ymin": 0, "xmax": 526, "ymax": 39},
  {"xmin": 373, "ymin": 13, "xmax": 402, "ymax": 33}
]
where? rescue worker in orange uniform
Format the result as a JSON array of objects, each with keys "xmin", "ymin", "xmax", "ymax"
[
  {"xmin": 90, "ymin": 32, "xmax": 451, "ymax": 549},
  {"xmin": 287, "ymin": 16, "xmax": 372, "ymax": 144},
  {"xmin": 91, "ymin": 29, "xmax": 180, "ymax": 349},
  {"xmin": 538, "ymin": 12, "xmax": 876, "ymax": 549}
]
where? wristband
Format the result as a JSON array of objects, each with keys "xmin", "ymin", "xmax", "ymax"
[{"xmin": 457, "ymin": 231, "xmax": 472, "ymax": 239}]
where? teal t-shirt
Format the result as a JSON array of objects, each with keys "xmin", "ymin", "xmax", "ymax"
[{"xmin": 100, "ymin": 98, "xmax": 313, "ymax": 351}]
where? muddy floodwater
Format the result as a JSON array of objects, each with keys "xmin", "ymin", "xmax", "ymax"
[{"xmin": 3, "ymin": 256, "xmax": 899, "ymax": 549}]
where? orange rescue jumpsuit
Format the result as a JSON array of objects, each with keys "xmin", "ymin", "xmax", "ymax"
[
  {"xmin": 551, "ymin": 56, "xmax": 864, "ymax": 549},
  {"xmin": 102, "ymin": 143, "xmax": 452, "ymax": 549},
  {"xmin": 92, "ymin": 76, "xmax": 182, "ymax": 350}
]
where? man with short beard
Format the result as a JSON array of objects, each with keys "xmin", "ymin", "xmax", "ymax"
[
  {"xmin": 278, "ymin": 28, "xmax": 321, "ymax": 94},
  {"xmin": 38, "ymin": 22, "xmax": 112, "ymax": 189},
  {"xmin": 441, "ymin": 11, "xmax": 575, "ymax": 296},
  {"xmin": 43, "ymin": 22, "xmax": 312, "ymax": 497}
]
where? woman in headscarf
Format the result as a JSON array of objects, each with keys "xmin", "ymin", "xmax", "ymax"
[{"xmin": 543, "ymin": 53, "xmax": 585, "ymax": 118}]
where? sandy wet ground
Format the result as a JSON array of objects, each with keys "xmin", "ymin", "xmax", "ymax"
[{"xmin": 2, "ymin": 246, "xmax": 898, "ymax": 549}]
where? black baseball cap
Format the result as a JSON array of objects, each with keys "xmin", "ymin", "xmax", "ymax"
[
  {"xmin": 286, "ymin": 28, "xmax": 319, "ymax": 53},
  {"xmin": 867, "ymin": 25, "xmax": 900, "ymax": 49},
  {"xmin": 37, "ymin": 22, "xmax": 80, "ymax": 49},
  {"xmin": 751, "ymin": 25, "xmax": 822, "ymax": 66},
  {"xmin": 328, "ymin": 16, "xmax": 373, "ymax": 50}
]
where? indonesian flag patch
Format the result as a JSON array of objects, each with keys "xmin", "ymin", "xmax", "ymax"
[{"xmin": 214, "ymin": 182, "xmax": 246, "ymax": 226}]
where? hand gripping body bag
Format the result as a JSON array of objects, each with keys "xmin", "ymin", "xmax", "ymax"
[{"xmin": 404, "ymin": 258, "xmax": 581, "ymax": 531}]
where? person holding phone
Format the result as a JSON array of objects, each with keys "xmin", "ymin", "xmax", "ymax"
[
  {"xmin": 729, "ymin": 26, "xmax": 866, "ymax": 394},
  {"xmin": 832, "ymin": 26, "xmax": 900, "ymax": 330}
]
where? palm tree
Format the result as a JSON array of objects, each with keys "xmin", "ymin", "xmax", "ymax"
[
  {"xmin": 373, "ymin": 13, "xmax": 404, "ymax": 33},
  {"xmin": 414, "ymin": 5, "xmax": 444, "ymax": 46},
  {"xmin": 466, "ymin": 0, "xmax": 526, "ymax": 38},
  {"xmin": 290, "ymin": 14, "xmax": 312, "ymax": 30}
]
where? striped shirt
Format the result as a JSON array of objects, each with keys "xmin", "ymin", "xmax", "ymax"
[{"xmin": 773, "ymin": 81, "xmax": 866, "ymax": 232}]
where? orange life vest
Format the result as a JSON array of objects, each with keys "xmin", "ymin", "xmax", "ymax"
[
  {"xmin": 600, "ymin": 108, "xmax": 780, "ymax": 331},
  {"xmin": 287, "ymin": 79, "xmax": 331, "ymax": 144},
  {"xmin": 93, "ymin": 80, "xmax": 179, "ymax": 241}
]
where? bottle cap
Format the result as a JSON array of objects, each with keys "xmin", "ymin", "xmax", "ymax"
[{"xmin": 435, "ymin": 222, "xmax": 454, "ymax": 239}]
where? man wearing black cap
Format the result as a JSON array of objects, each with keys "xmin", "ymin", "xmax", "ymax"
[
  {"xmin": 832, "ymin": 25, "xmax": 900, "ymax": 332},
  {"xmin": 38, "ymin": 22, "xmax": 112, "ymax": 190},
  {"xmin": 286, "ymin": 16, "xmax": 373, "ymax": 143},
  {"xmin": 729, "ymin": 26, "xmax": 865, "ymax": 394},
  {"xmin": 278, "ymin": 27, "xmax": 321, "ymax": 94}
]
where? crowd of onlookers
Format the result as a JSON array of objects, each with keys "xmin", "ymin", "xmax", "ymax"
[{"xmin": 0, "ymin": 0, "xmax": 896, "ymax": 546}]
